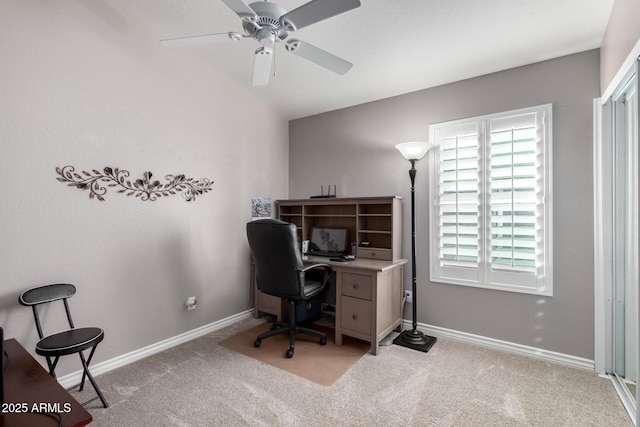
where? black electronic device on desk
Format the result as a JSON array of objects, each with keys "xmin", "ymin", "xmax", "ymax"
[
  {"xmin": 305, "ymin": 227, "xmax": 348, "ymax": 258},
  {"xmin": 310, "ymin": 185, "xmax": 337, "ymax": 199}
]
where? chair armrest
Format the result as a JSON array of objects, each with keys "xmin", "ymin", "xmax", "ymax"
[
  {"xmin": 301, "ymin": 263, "xmax": 333, "ymax": 286},
  {"xmin": 301, "ymin": 263, "xmax": 331, "ymax": 273}
]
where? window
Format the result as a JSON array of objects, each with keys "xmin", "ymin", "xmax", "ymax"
[{"xmin": 429, "ymin": 104, "xmax": 552, "ymax": 295}]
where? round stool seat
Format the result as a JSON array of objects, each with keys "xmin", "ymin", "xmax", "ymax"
[{"xmin": 36, "ymin": 327, "xmax": 104, "ymax": 357}]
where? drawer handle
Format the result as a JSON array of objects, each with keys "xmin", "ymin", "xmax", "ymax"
[
  {"xmin": 352, "ymin": 283, "xmax": 358, "ymax": 289},
  {"xmin": 352, "ymin": 314, "xmax": 358, "ymax": 320}
]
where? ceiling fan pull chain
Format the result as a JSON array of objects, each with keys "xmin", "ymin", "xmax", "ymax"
[{"xmin": 273, "ymin": 44, "xmax": 277, "ymax": 77}]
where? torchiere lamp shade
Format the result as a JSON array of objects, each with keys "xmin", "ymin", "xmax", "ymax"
[{"xmin": 395, "ymin": 141, "xmax": 432, "ymax": 161}]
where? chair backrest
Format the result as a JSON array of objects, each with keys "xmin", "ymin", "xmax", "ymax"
[
  {"xmin": 246, "ymin": 219, "xmax": 305, "ymax": 301},
  {"xmin": 19, "ymin": 283, "xmax": 77, "ymax": 339}
]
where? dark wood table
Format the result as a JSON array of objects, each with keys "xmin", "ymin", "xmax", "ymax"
[{"xmin": 1, "ymin": 339, "xmax": 92, "ymax": 427}]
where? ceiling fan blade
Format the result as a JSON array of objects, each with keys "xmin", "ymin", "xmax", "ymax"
[
  {"xmin": 252, "ymin": 47, "xmax": 273, "ymax": 86},
  {"xmin": 279, "ymin": 0, "xmax": 361, "ymax": 31},
  {"xmin": 285, "ymin": 39, "xmax": 352, "ymax": 75},
  {"xmin": 220, "ymin": 0, "xmax": 258, "ymax": 21},
  {"xmin": 161, "ymin": 32, "xmax": 243, "ymax": 47}
]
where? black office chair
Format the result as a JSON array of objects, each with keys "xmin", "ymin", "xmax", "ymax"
[
  {"xmin": 19, "ymin": 283, "xmax": 109, "ymax": 408},
  {"xmin": 247, "ymin": 219, "xmax": 333, "ymax": 358}
]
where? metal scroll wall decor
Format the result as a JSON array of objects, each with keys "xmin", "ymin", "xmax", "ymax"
[{"xmin": 56, "ymin": 166, "xmax": 214, "ymax": 202}]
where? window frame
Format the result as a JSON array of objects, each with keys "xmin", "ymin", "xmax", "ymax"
[{"xmin": 428, "ymin": 104, "xmax": 553, "ymax": 296}]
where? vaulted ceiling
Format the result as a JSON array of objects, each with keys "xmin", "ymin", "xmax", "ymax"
[{"xmin": 122, "ymin": 0, "xmax": 614, "ymax": 120}]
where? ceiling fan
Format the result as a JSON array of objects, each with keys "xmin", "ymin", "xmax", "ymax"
[{"xmin": 160, "ymin": 0, "xmax": 361, "ymax": 86}]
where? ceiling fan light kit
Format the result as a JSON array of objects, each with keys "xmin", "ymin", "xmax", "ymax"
[{"xmin": 160, "ymin": 0, "xmax": 361, "ymax": 86}]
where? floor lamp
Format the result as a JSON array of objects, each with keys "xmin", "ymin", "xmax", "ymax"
[{"xmin": 393, "ymin": 141, "xmax": 437, "ymax": 352}]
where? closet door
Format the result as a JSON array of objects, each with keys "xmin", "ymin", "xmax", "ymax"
[{"xmin": 611, "ymin": 61, "xmax": 639, "ymax": 420}]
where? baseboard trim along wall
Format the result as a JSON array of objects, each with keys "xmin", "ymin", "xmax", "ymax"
[
  {"xmin": 58, "ymin": 311, "xmax": 594, "ymax": 389},
  {"xmin": 403, "ymin": 319, "xmax": 595, "ymax": 371},
  {"xmin": 57, "ymin": 310, "xmax": 255, "ymax": 389}
]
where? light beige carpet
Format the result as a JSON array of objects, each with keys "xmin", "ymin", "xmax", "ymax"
[
  {"xmin": 82, "ymin": 317, "xmax": 633, "ymax": 426},
  {"xmin": 219, "ymin": 322, "xmax": 370, "ymax": 386}
]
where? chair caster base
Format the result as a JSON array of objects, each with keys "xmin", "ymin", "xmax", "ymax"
[
  {"xmin": 285, "ymin": 348, "xmax": 294, "ymax": 358},
  {"xmin": 320, "ymin": 336, "xmax": 327, "ymax": 345},
  {"xmin": 253, "ymin": 339, "xmax": 261, "ymax": 348}
]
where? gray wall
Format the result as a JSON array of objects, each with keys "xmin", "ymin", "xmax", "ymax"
[
  {"xmin": 290, "ymin": 50, "xmax": 600, "ymax": 359},
  {"xmin": 600, "ymin": 0, "xmax": 640, "ymax": 93},
  {"xmin": 0, "ymin": 0, "xmax": 288, "ymax": 376}
]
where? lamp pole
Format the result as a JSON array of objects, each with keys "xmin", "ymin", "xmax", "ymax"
[
  {"xmin": 393, "ymin": 142, "xmax": 437, "ymax": 352},
  {"xmin": 409, "ymin": 159, "xmax": 419, "ymax": 333}
]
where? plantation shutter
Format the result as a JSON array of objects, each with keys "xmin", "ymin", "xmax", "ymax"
[
  {"xmin": 486, "ymin": 110, "xmax": 547, "ymax": 290},
  {"xmin": 433, "ymin": 121, "xmax": 482, "ymax": 284},
  {"xmin": 430, "ymin": 105, "xmax": 552, "ymax": 295}
]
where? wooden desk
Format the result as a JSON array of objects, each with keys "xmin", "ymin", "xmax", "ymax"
[
  {"xmin": 1, "ymin": 339, "xmax": 92, "ymax": 427},
  {"xmin": 255, "ymin": 256, "xmax": 407, "ymax": 355},
  {"xmin": 255, "ymin": 196, "xmax": 406, "ymax": 354}
]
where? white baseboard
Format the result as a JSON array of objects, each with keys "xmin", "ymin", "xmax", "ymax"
[
  {"xmin": 402, "ymin": 319, "xmax": 595, "ymax": 371},
  {"xmin": 58, "ymin": 310, "xmax": 594, "ymax": 389},
  {"xmin": 57, "ymin": 310, "xmax": 255, "ymax": 389}
]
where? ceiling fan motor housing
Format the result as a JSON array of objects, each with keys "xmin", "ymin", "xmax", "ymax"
[{"xmin": 244, "ymin": 2, "xmax": 289, "ymax": 43}]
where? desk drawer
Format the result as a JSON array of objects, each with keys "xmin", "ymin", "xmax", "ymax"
[
  {"xmin": 341, "ymin": 296, "xmax": 372, "ymax": 337},
  {"xmin": 341, "ymin": 272, "xmax": 372, "ymax": 300},
  {"xmin": 357, "ymin": 248, "xmax": 391, "ymax": 261}
]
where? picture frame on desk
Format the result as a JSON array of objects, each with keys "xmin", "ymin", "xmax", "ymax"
[{"xmin": 251, "ymin": 197, "xmax": 272, "ymax": 220}]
